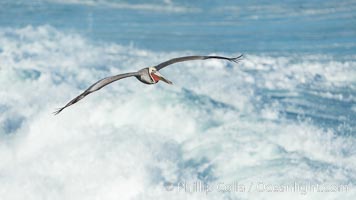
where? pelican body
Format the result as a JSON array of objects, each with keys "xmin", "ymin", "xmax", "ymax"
[
  {"xmin": 136, "ymin": 67, "xmax": 172, "ymax": 85},
  {"xmin": 54, "ymin": 55, "xmax": 243, "ymax": 115}
]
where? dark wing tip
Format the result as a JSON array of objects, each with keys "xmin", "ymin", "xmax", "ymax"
[
  {"xmin": 52, "ymin": 107, "xmax": 65, "ymax": 115},
  {"xmin": 204, "ymin": 54, "xmax": 244, "ymax": 64},
  {"xmin": 228, "ymin": 54, "xmax": 243, "ymax": 63}
]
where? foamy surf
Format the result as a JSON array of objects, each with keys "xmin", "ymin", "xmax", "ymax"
[{"xmin": 0, "ymin": 26, "xmax": 355, "ymax": 200}]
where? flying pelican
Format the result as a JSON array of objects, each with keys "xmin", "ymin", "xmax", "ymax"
[{"xmin": 53, "ymin": 54, "xmax": 243, "ymax": 115}]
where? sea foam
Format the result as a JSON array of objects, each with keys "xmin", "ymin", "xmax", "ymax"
[{"xmin": 0, "ymin": 26, "xmax": 355, "ymax": 199}]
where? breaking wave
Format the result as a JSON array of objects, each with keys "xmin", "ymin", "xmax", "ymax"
[{"xmin": 0, "ymin": 26, "xmax": 355, "ymax": 199}]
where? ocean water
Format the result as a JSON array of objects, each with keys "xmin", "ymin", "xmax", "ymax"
[{"xmin": 0, "ymin": 0, "xmax": 355, "ymax": 199}]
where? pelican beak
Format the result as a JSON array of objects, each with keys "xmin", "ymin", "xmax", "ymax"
[{"xmin": 154, "ymin": 71, "xmax": 173, "ymax": 85}]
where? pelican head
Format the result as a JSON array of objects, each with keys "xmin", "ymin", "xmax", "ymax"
[{"xmin": 148, "ymin": 67, "xmax": 173, "ymax": 84}]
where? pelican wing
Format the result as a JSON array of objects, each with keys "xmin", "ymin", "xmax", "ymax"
[
  {"xmin": 54, "ymin": 72, "xmax": 139, "ymax": 115},
  {"xmin": 155, "ymin": 55, "xmax": 243, "ymax": 71}
]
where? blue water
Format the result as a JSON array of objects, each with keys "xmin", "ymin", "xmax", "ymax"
[
  {"xmin": 1, "ymin": 0, "xmax": 355, "ymax": 56},
  {"xmin": 0, "ymin": 0, "xmax": 355, "ymax": 199}
]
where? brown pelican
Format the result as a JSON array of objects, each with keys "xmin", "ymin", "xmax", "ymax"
[{"xmin": 54, "ymin": 55, "xmax": 243, "ymax": 115}]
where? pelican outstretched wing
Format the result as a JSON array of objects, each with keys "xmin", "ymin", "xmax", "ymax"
[
  {"xmin": 155, "ymin": 54, "xmax": 243, "ymax": 71},
  {"xmin": 54, "ymin": 72, "xmax": 139, "ymax": 115}
]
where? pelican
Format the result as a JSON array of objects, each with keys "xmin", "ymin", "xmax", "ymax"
[{"xmin": 53, "ymin": 54, "xmax": 243, "ymax": 115}]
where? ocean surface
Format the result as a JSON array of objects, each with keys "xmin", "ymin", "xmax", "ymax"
[{"xmin": 0, "ymin": 0, "xmax": 355, "ymax": 199}]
